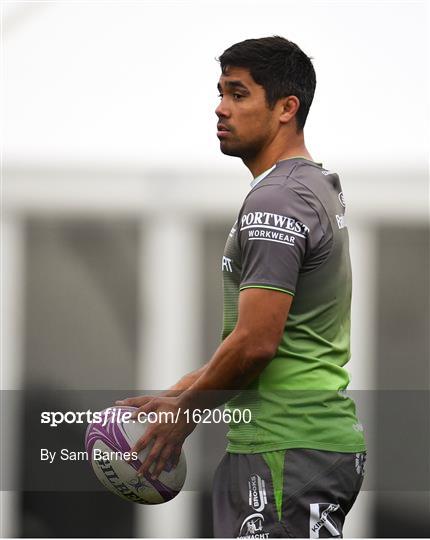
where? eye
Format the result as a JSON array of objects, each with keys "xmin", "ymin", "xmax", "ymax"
[
  {"xmin": 233, "ymin": 93, "xmax": 244, "ymax": 101},
  {"xmin": 217, "ymin": 93, "xmax": 223, "ymax": 99}
]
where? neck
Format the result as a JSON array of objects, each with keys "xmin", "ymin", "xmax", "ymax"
[{"xmin": 243, "ymin": 132, "xmax": 313, "ymax": 178}]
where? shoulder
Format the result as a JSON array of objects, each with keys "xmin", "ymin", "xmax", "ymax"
[
  {"xmin": 238, "ymin": 161, "xmax": 336, "ymax": 251},
  {"xmin": 242, "ymin": 167, "xmax": 323, "ymax": 223},
  {"xmin": 246, "ymin": 159, "xmax": 343, "ymax": 217}
]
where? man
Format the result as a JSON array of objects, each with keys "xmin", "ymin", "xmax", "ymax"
[{"xmin": 117, "ymin": 36, "xmax": 366, "ymax": 538}]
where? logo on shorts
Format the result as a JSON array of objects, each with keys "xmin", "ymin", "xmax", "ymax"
[
  {"xmin": 338, "ymin": 192, "xmax": 346, "ymax": 207},
  {"xmin": 336, "ymin": 214, "xmax": 347, "ymax": 229},
  {"xmin": 248, "ymin": 474, "xmax": 267, "ymax": 511},
  {"xmin": 238, "ymin": 513, "xmax": 269, "ymax": 539},
  {"xmin": 309, "ymin": 503, "xmax": 340, "ymax": 538},
  {"xmin": 355, "ymin": 453, "xmax": 366, "ymax": 476}
]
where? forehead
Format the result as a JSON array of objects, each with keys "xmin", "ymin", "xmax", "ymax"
[{"xmin": 218, "ymin": 66, "xmax": 258, "ymax": 88}]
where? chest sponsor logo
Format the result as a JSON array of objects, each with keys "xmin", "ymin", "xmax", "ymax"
[
  {"xmin": 238, "ymin": 513, "xmax": 269, "ymax": 539},
  {"xmin": 309, "ymin": 503, "xmax": 340, "ymax": 538},
  {"xmin": 248, "ymin": 474, "xmax": 267, "ymax": 512},
  {"xmin": 247, "ymin": 229, "xmax": 297, "ymax": 245},
  {"xmin": 241, "ymin": 212, "xmax": 309, "ymax": 235},
  {"xmin": 241, "ymin": 211, "xmax": 309, "ymax": 247}
]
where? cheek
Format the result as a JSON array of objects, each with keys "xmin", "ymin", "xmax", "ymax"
[
  {"xmin": 246, "ymin": 116, "xmax": 272, "ymax": 139},
  {"xmin": 238, "ymin": 111, "xmax": 270, "ymax": 135}
]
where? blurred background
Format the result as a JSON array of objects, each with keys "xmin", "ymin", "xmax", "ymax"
[{"xmin": 1, "ymin": 0, "xmax": 429, "ymax": 537}]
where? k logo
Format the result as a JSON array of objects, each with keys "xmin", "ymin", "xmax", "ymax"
[{"xmin": 309, "ymin": 503, "xmax": 340, "ymax": 538}]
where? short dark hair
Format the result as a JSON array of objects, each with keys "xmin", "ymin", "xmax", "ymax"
[{"xmin": 218, "ymin": 36, "xmax": 316, "ymax": 131}]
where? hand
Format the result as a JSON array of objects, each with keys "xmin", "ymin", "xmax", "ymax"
[
  {"xmin": 127, "ymin": 396, "xmax": 196, "ymax": 479},
  {"xmin": 115, "ymin": 394, "xmax": 157, "ymax": 409},
  {"xmin": 115, "ymin": 388, "xmax": 183, "ymax": 409}
]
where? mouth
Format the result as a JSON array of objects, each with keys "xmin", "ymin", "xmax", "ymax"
[{"xmin": 217, "ymin": 124, "xmax": 231, "ymax": 138}]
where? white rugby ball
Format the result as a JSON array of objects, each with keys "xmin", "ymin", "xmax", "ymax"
[{"xmin": 85, "ymin": 406, "xmax": 186, "ymax": 504}]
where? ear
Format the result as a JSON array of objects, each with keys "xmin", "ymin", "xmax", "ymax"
[{"xmin": 279, "ymin": 95, "xmax": 300, "ymax": 124}]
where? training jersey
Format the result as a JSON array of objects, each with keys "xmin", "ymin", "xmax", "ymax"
[{"xmin": 222, "ymin": 157, "xmax": 366, "ymax": 454}]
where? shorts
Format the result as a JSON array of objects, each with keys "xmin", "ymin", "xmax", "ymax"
[{"xmin": 212, "ymin": 448, "xmax": 366, "ymax": 538}]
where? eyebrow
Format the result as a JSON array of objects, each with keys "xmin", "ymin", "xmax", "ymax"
[{"xmin": 217, "ymin": 80, "xmax": 250, "ymax": 93}]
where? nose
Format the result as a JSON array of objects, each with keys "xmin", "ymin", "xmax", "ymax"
[{"xmin": 215, "ymin": 98, "xmax": 230, "ymax": 119}]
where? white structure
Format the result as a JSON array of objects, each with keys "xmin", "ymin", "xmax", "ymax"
[{"xmin": 1, "ymin": 1, "xmax": 428, "ymax": 537}]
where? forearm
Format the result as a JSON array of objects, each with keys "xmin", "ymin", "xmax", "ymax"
[
  {"xmin": 178, "ymin": 329, "xmax": 273, "ymax": 411},
  {"xmin": 166, "ymin": 364, "xmax": 210, "ymax": 395}
]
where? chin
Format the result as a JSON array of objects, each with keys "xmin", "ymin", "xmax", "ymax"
[{"xmin": 219, "ymin": 142, "xmax": 244, "ymax": 158}]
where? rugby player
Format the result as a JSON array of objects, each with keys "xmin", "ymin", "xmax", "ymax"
[{"xmin": 118, "ymin": 36, "xmax": 366, "ymax": 538}]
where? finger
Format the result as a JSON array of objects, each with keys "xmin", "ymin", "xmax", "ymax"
[
  {"xmin": 115, "ymin": 397, "xmax": 137, "ymax": 405},
  {"xmin": 131, "ymin": 399, "xmax": 159, "ymax": 419},
  {"xmin": 115, "ymin": 396, "xmax": 152, "ymax": 407},
  {"xmin": 138, "ymin": 441, "xmax": 164, "ymax": 477},
  {"xmin": 131, "ymin": 401, "xmax": 158, "ymax": 420},
  {"xmin": 129, "ymin": 428, "xmax": 155, "ymax": 457},
  {"xmin": 152, "ymin": 444, "xmax": 175, "ymax": 478},
  {"xmin": 172, "ymin": 445, "xmax": 182, "ymax": 468},
  {"xmin": 131, "ymin": 407, "xmax": 145, "ymax": 420}
]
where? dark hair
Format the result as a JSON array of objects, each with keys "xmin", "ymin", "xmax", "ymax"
[{"xmin": 218, "ymin": 36, "xmax": 316, "ymax": 131}]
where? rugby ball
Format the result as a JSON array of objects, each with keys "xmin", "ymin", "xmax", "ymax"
[{"xmin": 85, "ymin": 406, "xmax": 186, "ymax": 504}]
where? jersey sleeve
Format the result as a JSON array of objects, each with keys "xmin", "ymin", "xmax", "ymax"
[{"xmin": 238, "ymin": 183, "xmax": 326, "ymax": 295}]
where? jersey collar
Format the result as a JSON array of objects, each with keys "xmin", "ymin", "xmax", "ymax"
[
  {"xmin": 250, "ymin": 164, "xmax": 276, "ymax": 188},
  {"xmin": 250, "ymin": 156, "xmax": 322, "ymax": 189}
]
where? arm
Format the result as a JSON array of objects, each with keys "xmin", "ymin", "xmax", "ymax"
[
  {"xmin": 168, "ymin": 363, "xmax": 210, "ymax": 394},
  {"xmin": 179, "ymin": 287, "xmax": 292, "ymax": 409},
  {"xmin": 132, "ymin": 287, "xmax": 293, "ymax": 477},
  {"xmin": 119, "ymin": 283, "xmax": 289, "ymax": 409},
  {"xmin": 116, "ymin": 363, "xmax": 210, "ymax": 408}
]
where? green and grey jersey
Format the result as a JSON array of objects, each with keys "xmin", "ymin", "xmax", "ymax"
[{"xmin": 222, "ymin": 157, "xmax": 366, "ymax": 454}]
